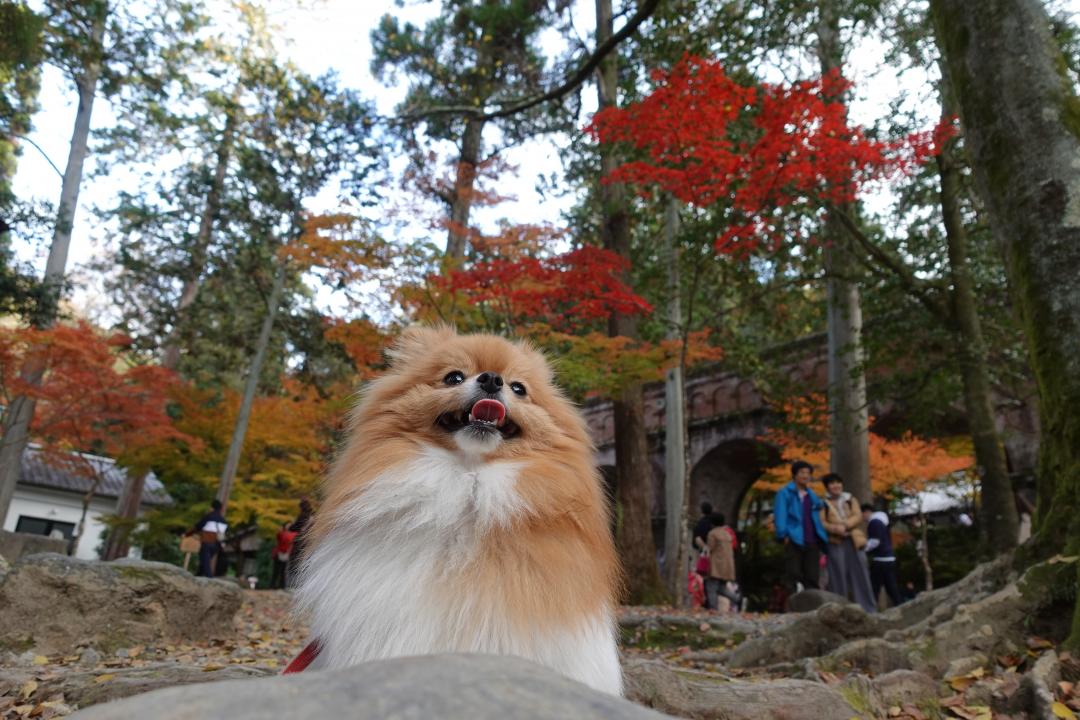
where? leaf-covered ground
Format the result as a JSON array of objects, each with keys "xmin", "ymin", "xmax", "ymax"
[
  {"xmin": 0, "ymin": 590, "xmax": 305, "ymax": 719},
  {"xmin": 2, "ymin": 595, "xmax": 1078, "ymax": 719}
]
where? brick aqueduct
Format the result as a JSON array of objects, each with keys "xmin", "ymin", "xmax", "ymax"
[{"xmin": 578, "ymin": 349, "xmax": 1040, "ymax": 553}]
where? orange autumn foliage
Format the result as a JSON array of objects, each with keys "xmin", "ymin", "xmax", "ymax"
[
  {"xmin": 279, "ymin": 213, "xmax": 394, "ymax": 291},
  {"xmin": 754, "ymin": 394, "xmax": 973, "ymax": 496},
  {"xmin": 145, "ymin": 378, "xmax": 348, "ymax": 533},
  {"xmin": 324, "ymin": 317, "xmax": 389, "ymax": 379},
  {"xmin": 0, "ymin": 321, "xmax": 189, "ymax": 478}
]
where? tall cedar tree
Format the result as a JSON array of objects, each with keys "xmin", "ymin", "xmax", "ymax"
[
  {"xmin": 0, "ymin": 2, "xmax": 45, "ymax": 316},
  {"xmin": 814, "ymin": 0, "xmax": 871, "ymax": 506},
  {"xmin": 211, "ymin": 57, "xmax": 378, "ymax": 509},
  {"xmin": 595, "ymin": 0, "xmax": 667, "ymax": 605},
  {"xmin": 930, "ymin": 0, "xmax": 1080, "ymax": 644},
  {"xmin": 371, "ymin": 0, "xmax": 571, "ymax": 262},
  {"xmin": 0, "ymin": 0, "xmax": 206, "ymax": 525}
]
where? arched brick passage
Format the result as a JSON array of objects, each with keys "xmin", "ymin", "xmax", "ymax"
[{"xmin": 689, "ymin": 438, "xmax": 780, "ymax": 529}]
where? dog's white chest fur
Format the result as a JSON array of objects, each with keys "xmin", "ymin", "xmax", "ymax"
[{"xmin": 296, "ymin": 446, "xmax": 622, "ymax": 695}]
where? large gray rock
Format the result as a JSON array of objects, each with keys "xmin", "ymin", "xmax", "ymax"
[
  {"xmin": 70, "ymin": 654, "xmax": 672, "ymax": 720},
  {"xmin": 0, "ymin": 553, "xmax": 242, "ymax": 654},
  {"xmin": 871, "ymin": 669, "xmax": 941, "ymax": 707},
  {"xmin": 624, "ymin": 659, "xmax": 858, "ymax": 720},
  {"xmin": 724, "ymin": 602, "xmax": 877, "ymax": 668},
  {"xmin": 822, "ymin": 637, "xmax": 914, "ymax": 675}
]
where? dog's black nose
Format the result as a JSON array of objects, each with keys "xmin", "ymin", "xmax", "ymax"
[{"xmin": 477, "ymin": 372, "xmax": 504, "ymax": 394}]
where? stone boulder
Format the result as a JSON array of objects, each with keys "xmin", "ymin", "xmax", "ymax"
[
  {"xmin": 624, "ymin": 659, "xmax": 858, "ymax": 720},
  {"xmin": 871, "ymin": 669, "xmax": 941, "ymax": 707},
  {"xmin": 724, "ymin": 602, "xmax": 877, "ymax": 668},
  {"xmin": 0, "ymin": 553, "xmax": 242, "ymax": 654},
  {"xmin": 70, "ymin": 654, "xmax": 673, "ymax": 720},
  {"xmin": 822, "ymin": 637, "xmax": 914, "ymax": 675},
  {"xmin": 785, "ymin": 589, "xmax": 854, "ymax": 613},
  {"xmin": 0, "ymin": 530, "xmax": 67, "ymax": 564}
]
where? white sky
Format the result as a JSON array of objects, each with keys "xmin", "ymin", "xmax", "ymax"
[{"xmin": 11, "ymin": 0, "xmax": 1079, "ymax": 323}]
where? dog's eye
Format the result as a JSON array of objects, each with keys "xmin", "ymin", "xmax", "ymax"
[
  {"xmin": 443, "ymin": 371, "xmax": 465, "ymax": 386},
  {"xmin": 510, "ymin": 381, "xmax": 527, "ymax": 396}
]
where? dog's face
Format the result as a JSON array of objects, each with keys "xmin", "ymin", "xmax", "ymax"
[{"xmin": 357, "ymin": 326, "xmax": 588, "ymax": 460}]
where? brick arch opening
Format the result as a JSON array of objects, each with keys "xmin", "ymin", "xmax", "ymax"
[{"xmin": 689, "ymin": 438, "xmax": 781, "ymax": 530}]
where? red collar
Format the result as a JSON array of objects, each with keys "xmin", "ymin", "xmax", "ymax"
[{"xmin": 283, "ymin": 640, "xmax": 320, "ymax": 674}]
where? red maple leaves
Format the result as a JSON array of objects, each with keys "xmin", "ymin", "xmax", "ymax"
[
  {"xmin": 0, "ymin": 322, "xmax": 188, "ymax": 473},
  {"xmin": 439, "ymin": 246, "xmax": 653, "ymax": 330},
  {"xmin": 589, "ymin": 55, "xmax": 952, "ymax": 255}
]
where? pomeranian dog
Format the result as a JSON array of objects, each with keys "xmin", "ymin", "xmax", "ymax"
[{"xmin": 292, "ymin": 326, "xmax": 622, "ymax": 694}]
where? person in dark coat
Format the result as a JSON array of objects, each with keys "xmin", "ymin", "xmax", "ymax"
[
  {"xmin": 692, "ymin": 502, "xmax": 715, "ymax": 555},
  {"xmin": 863, "ymin": 503, "xmax": 903, "ymax": 607},
  {"xmin": 287, "ymin": 498, "xmax": 313, "ymax": 582},
  {"xmin": 193, "ymin": 499, "xmax": 228, "ymax": 578}
]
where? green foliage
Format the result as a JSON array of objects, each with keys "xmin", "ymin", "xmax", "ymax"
[
  {"xmin": 98, "ymin": 3, "xmax": 380, "ymax": 392},
  {"xmin": 894, "ymin": 523, "xmax": 980, "ymax": 591}
]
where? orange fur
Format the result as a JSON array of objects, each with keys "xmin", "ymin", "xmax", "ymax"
[{"xmin": 307, "ymin": 325, "xmax": 622, "ymax": 634}]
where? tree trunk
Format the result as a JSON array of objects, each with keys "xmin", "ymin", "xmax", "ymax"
[
  {"xmin": 662, "ymin": 196, "xmax": 689, "ymax": 605},
  {"xmin": 816, "ymin": 0, "xmax": 871, "ymax": 504},
  {"xmin": 102, "ymin": 470, "xmax": 148, "ymax": 561},
  {"xmin": 918, "ymin": 511, "xmax": 933, "ymax": 591},
  {"xmin": 931, "ymin": 0, "xmax": 1080, "ymax": 644},
  {"xmin": 445, "ymin": 115, "xmax": 486, "ymax": 262},
  {"xmin": 161, "ymin": 95, "xmax": 240, "ymax": 371},
  {"xmin": 935, "ymin": 96, "xmax": 1019, "ymax": 553},
  {"xmin": 0, "ymin": 13, "xmax": 106, "ymax": 526},
  {"xmin": 596, "ymin": 0, "xmax": 666, "ymax": 605},
  {"xmin": 216, "ymin": 260, "xmax": 287, "ymax": 509}
]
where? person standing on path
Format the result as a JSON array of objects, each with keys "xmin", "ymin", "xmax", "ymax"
[
  {"xmin": 271, "ymin": 522, "xmax": 298, "ymax": 589},
  {"xmin": 692, "ymin": 502, "xmax": 715, "ymax": 559},
  {"xmin": 193, "ymin": 499, "xmax": 228, "ymax": 578},
  {"xmin": 863, "ymin": 503, "xmax": 903, "ymax": 608},
  {"xmin": 819, "ymin": 473, "xmax": 876, "ymax": 613},
  {"xmin": 774, "ymin": 461, "xmax": 828, "ymax": 596},
  {"xmin": 705, "ymin": 512, "xmax": 738, "ymax": 611},
  {"xmin": 287, "ymin": 498, "xmax": 313, "ymax": 581}
]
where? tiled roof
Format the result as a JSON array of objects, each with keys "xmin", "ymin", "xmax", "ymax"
[{"xmin": 19, "ymin": 446, "xmax": 172, "ymax": 506}]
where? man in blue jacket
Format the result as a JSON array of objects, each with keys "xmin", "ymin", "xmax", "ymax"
[{"xmin": 774, "ymin": 460, "xmax": 828, "ymax": 595}]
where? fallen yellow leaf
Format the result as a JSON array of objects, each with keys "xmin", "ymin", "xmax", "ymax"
[
  {"xmin": 93, "ymin": 674, "xmax": 115, "ymax": 684},
  {"xmin": 19, "ymin": 681, "xmax": 37, "ymax": 700},
  {"xmin": 31, "ymin": 655, "xmax": 48, "ymax": 666},
  {"xmin": 1053, "ymin": 702, "xmax": 1078, "ymax": 719},
  {"xmin": 947, "ymin": 667, "xmax": 986, "ymax": 692}
]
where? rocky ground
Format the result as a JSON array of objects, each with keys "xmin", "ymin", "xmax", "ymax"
[
  {"xmin": 0, "ymin": 589, "xmax": 300, "ymax": 718},
  {"xmin": 1, "ymin": 552, "xmax": 1079, "ymax": 719}
]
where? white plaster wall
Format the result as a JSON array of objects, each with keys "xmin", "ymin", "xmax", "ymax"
[{"xmin": 3, "ymin": 487, "xmax": 121, "ymax": 560}]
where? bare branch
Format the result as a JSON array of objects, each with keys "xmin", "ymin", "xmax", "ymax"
[
  {"xmin": 396, "ymin": 0, "xmax": 661, "ymax": 123},
  {"xmin": 12, "ymin": 134, "xmax": 64, "ymax": 179},
  {"xmin": 826, "ymin": 203, "xmax": 949, "ymax": 322}
]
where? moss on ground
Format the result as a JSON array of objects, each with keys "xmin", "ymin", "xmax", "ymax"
[{"xmin": 620, "ymin": 623, "xmax": 740, "ymax": 651}]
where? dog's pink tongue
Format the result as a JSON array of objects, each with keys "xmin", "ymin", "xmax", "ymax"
[{"xmin": 471, "ymin": 399, "xmax": 506, "ymax": 425}]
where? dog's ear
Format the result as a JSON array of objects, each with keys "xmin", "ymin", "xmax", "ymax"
[{"xmin": 385, "ymin": 324, "xmax": 456, "ymax": 367}]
